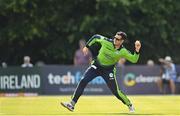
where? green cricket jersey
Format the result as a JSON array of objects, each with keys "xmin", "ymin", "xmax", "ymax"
[{"xmin": 86, "ymin": 34, "xmax": 140, "ymax": 66}]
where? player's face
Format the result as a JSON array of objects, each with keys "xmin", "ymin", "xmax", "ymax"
[{"xmin": 113, "ymin": 34, "xmax": 124, "ymax": 47}]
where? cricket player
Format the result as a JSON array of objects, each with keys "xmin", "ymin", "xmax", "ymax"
[{"xmin": 61, "ymin": 31, "xmax": 141, "ymax": 113}]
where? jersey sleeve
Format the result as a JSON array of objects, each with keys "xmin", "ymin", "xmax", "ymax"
[
  {"xmin": 86, "ymin": 34, "xmax": 105, "ymax": 48},
  {"xmin": 121, "ymin": 48, "xmax": 140, "ymax": 63}
]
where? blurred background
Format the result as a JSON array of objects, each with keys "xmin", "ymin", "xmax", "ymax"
[
  {"xmin": 0, "ymin": 0, "xmax": 179, "ymax": 65},
  {"xmin": 0, "ymin": 0, "xmax": 180, "ymax": 115}
]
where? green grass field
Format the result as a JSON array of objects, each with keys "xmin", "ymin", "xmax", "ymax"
[{"xmin": 0, "ymin": 95, "xmax": 180, "ymax": 116}]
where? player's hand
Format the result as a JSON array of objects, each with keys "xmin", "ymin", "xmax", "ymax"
[
  {"xmin": 82, "ymin": 47, "xmax": 89, "ymax": 56},
  {"xmin": 135, "ymin": 40, "xmax": 141, "ymax": 53}
]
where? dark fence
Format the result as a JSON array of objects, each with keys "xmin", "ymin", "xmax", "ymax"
[{"xmin": 0, "ymin": 65, "xmax": 180, "ymax": 96}]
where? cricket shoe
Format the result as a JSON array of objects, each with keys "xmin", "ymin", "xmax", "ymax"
[
  {"xmin": 128, "ymin": 104, "xmax": 135, "ymax": 113},
  {"xmin": 61, "ymin": 102, "xmax": 74, "ymax": 112}
]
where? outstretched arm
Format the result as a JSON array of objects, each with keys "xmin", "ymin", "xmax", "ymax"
[{"xmin": 83, "ymin": 34, "xmax": 106, "ymax": 56}]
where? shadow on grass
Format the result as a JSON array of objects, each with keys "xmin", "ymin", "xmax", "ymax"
[
  {"xmin": 59, "ymin": 112, "xmax": 168, "ymax": 115},
  {"xmin": 1, "ymin": 112, "xmax": 171, "ymax": 115}
]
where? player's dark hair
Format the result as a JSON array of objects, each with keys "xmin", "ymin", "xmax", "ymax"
[{"xmin": 116, "ymin": 31, "xmax": 127, "ymax": 40}]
